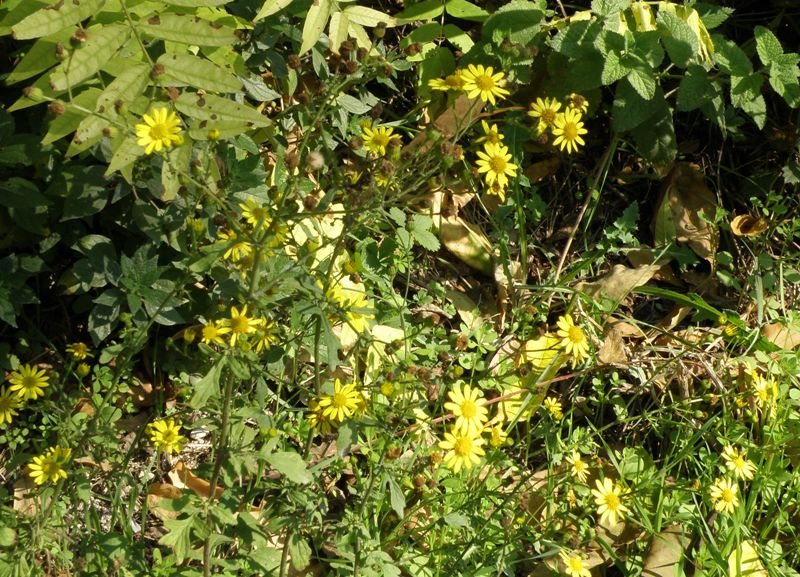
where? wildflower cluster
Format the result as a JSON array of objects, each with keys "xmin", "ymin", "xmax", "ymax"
[
  {"xmin": 529, "ymin": 95, "xmax": 589, "ymax": 154},
  {"xmin": 307, "ymin": 379, "xmax": 367, "ymax": 434},
  {"xmin": 709, "ymin": 443, "xmax": 757, "ymax": 514},
  {"xmin": 198, "ymin": 304, "xmax": 278, "ymax": 352},
  {"xmin": 214, "ymin": 198, "xmax": 288, "ymax": 275},
  {"xmin": 1, "ymin": 363, "xmax": 52, "ymax": 427}
]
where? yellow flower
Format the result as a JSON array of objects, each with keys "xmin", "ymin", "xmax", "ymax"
[
  {"xmin": 66, "ymin": 342, "xmax": 91, "ymax": 360},
  {"xmin": 326, "ymin": 281, "xmax": 374, "ymax": 334},
  {"xmin": 76, "ymin": 363, "xmax": 91, "ymax": 378},
  {"xmin": 722, "ymin": 445, "xmax": 756, "ymax": 481},
  {"xmin": 28, "ymin": 445, "xmax": 71, "ymax": 485},
  {"xmin": 748, "ymin": 369, "xmax": 778, "ymax": 410},
  {"xmin": 552, "ymin": 108, "xmax": 588, "ymax": 154},
  {"xmin": 543, "ymin": 397, "xmax": 563, "ymax": 421},
  {"xmin": 147, "ymin": 418, "xmax": 187, "ymax": 455},
  {"xmin": 559, "ymin": 550, "xmax": 591, "ymax": 577},
  {"xmin": 0, "ymin": 386, "xmax": 21, "ymax": 425},
  {"xmin": 239, "ymin": 198, "xmax": 272, "ymax": 229},
  {"xmin": 567, "ymin": 450, "xmax": 590, "ymax": 483},
  {"xmin": 228, "ymin": 305, "xmax": 260, "ymax": 347},
  {"xmin": 709, "ymin": 476, "xmax": 739, "ymax": 514},
  {"xmin": 566, "ymin": 92, "xmax": 589, "ymax": 114},
  {"xmin": 428, "ymin": 70, "xmax": 465, "ymax": 92},
  {"xmin": 200, "ymin": 320, "xmax": 231, "ymax": 346},
  {"xmin": 254, "ymin": 318, "xmax": 279, "ymax": 353},
  {"xmin": 135, "ymin": 107, "xmax": 183, "ymax": 155},
  {"xmin": 528, "ymin": 97, "xmax": 562, "ymax": 132},
  {"xmin": 556, "ymin": 315, "xmax": 590, "ymax": 366},
  {"xmin": 444, "ymin": 382, "xmax": 488, "ymax": 437},
  {"xmin": 475, "ymin": 142, "xmax": 518, "ymax": 190},
  {"xmin": 461, "ymin": 64, "xmax": 510, "ymax": 105},
  {"xmin": 476, "ymin": 120, "xmax": 504, "ymax": 145},
  {"xmin": 591, "ymin": 477, "xmax": 629, "ymax": 526},
  {"xmin": 307, "ymin": 399, "xmax": 335, "ymax": 434},
  {"xmin": 8, "ymin": 364, "xmax": 49, "ymax": 401},
  {"xmin": 380, "ymin": 380, "xmax": 396, "ymax": 398},
  {"xmin": 216, "ymin": 229, "xmax": 253, "ymax": 263},
  {"xmin": 317, "ymin": 379, "xmax": 362, "ymax": 423},
  {"xmin": 438, "ymin": 427, "xmax": 486, "ymax": 473},
  {"xmin": 361, "ymin": 124, "xmax": 399, "ymax": 157},
  {"xmin": 487, "ymin": 423, "xmax": 509, "ymax": 448}
]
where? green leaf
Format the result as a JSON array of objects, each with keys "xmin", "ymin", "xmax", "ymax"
[
  {"xmin": 630, "ymin": 99, "xmax": 676, "ymax": 165},
  {"xmin": 444, "ymin": 0, "xmax": 488, "ymax": 22},
  {"xmin": 299, "ymin": 0, "xmax": 331, "ymax": 55},
  {"xmin": 0, "ymin": 177, "xmax": 51, "ymax": 209},
  {"xmin": 612, "ymin": 79, "xmax": 662, "ymax": 131},
  {"xmin": 626, "ymin": 66, "xmax": 656, "ymax": 99},
  {"xmin": 418, "ymin": 46, "xmax": 455, "ymax": 96},
  {"xmin": 443, "ymin": 24, "xmax": 473, "ymax": 52},
  {"xmin": 388, "ymin": 207, "xmax": 406, "ymax": 227},
  {"xmin": 730, "ymin": 73, "xmax": 766, "ymax": 127},
  {"xmin": 591, "ymin": 0, "xmax": 630, "ymax": 16},
  {"xmin": 754, "ymin": 25, "xmax": 784, "ymax": 66},
  {"xmin": 57, "ymin": 164, "xmax": 109, "ymax": 220},
  {"xmin": 483, "ymin": 0, "xmax": 544, "ymax": 45},
  {"xmin": 396, "ymin": 0, "xmax": 444, "ymax": 22},
  {"xmin": 328, "ymin": 11, "xmax": 349, "ymax": 54},
  {"xmin": 105, "ymin": 132, "xmax": 146, "ymax": 176},
  {"xmin": 175, "ymin": 92, "xmax": 270, "ymax": 127},
  {"xmin": 343, "ymin": 5, "xmax": 395, "ymax": 28},
  {"xmin": 336, "ymin": 93, "xmax": 371, "ymax": 115},
  {"xmin": 387, "ymin": 476, "xmax": 405, "ymax": 517},
  {"xmin": 159, "ymin": 516, "xmax": 199, "ymax": 564},
  {"xmin": 12, "ymin": 0, "xmax": 106, "ymax": 40},
  {"xmin": 89, "ymin": 288, "xmax": 122, "ymax": 343},
  {"xmin": 658, "ymin": 10, "xmax": 698, "ymax": 68},
  {"xmin": 287, "ymin": 533, "xmax": 312, "ymax": 572},
  {"xmin": 550, "ymin": 19, "xmax": 601, "ymax": 58},
  {"xmin": 6, "ymin": 30, "xmax": 71, "ymax": 84},
  {"xmin": 411, "ymin": 214, "xmax": 440, "ymax": 252},
  {"xmin": 42, "ymin": 88, "xmax": 101, "ymax": 145},
  {"xmin": 189, "ymin": 357, "xmax": 227, "ymax": 408},
  {"xmin": 162, "ymin": 0, "xmax": 232, "ymax": 5},
  {"xmin": 157, "ymin": 52, "xmax": 242, "ymax": 93},
  {"xmin": 267, "ymin": 451, "xmax": 312, "ymax": 484},
  {"xmin": 0, "ymin": 0, "xmax": 51, "ymax": 36},
  {"xmin": 254, "ymin": 0, "xmax": 295, "ymax": 21},
  {"xmin": 713, "ymin": 35, "xmax": 752, "ymax": 76},
  {"xmin": 48, "ymin": 24, "xmax": 129, "ymax": 92},
  {"xmin": 677, "ymin": 64, "xmax": 715, "ymax": 112},
  {"xmin": 138, "ymin": 13, "xmax": 238, "ymax": 46},
  {"xmin": 601, "ymin": 50, "xmax": 630, "ymax": 85}
]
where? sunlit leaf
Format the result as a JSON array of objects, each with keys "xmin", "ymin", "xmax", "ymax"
[
  {"xmin": 12, "ymin": 0, "xmax": 106, "ymax": 40},
  {"xmin": 48, "ymin": 24, "xmax": 129, "ymax": 92},
  {"xmin": 138, "ymin": 13, "xmax": 238, "ymax": 46}
]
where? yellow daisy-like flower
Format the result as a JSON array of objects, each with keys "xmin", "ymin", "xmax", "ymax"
[
  {"xmin": 66, "ymin": 342, "xmax": 91, "ymax": 360},
  {"xmin": 528, "ymin": 97, "xmax": 562, "ymax": 133},
  {"xmin": 326, "ymin": 281, "xmax": 374, "ymax": 334},
  {"xmin": 556, "ymin": 315, "xmax": 590, "ymax": 366},
  {"xmin": 543, "ymin": 397, "xmax": 563, "ymax": 421},
  {"xmin": 476, "ymin": 120, "xmax": 504, "ymax": 145},
  {"xmin": 147, "ymin": 418, "xmax": 188, "ymax": 455},
  {"xmin": 228, "ymin": 305, "xmax": 260, "ymax": 347},
  {"xmin": 461, "ymin": 64, "xmax": 510, "ymax": 105},
  {"xmin": 567, "ymin": 450, "xmax": 590, "ymax": 483},
  {"xmin": 552, "ymin": 108, "xmax": 588, "ymax": 154},
  {"xmin": 748, "ymin": 369, "xmax": 778, "ymax": 411},
  {"xmin": 559, "ymin": 550, "xmax": 591, "ymax": 577},
  {"xmin": 709, "ymin": 476, "xmax": 739, "ymax": 514},
  {"xmin": 475, "ymin": 142, "xmax": 518, "ymax": 190},
  {"xmin": 28, "ymin": 445, "xmax": 71, "ymax": 485},
  {"xmin": 438, "ymin": 427, "xmax": 486, "ymax": 473},
  {"xmin": 361, "ymin": 124, "xmax": 399, "ymax": 157},
  {"xmin": 239, "ymin": 198, "xmax": 272, "ymax": 229},
  {"xmin": 135, "ymin": 107, "xmax": 183, "ymax": 155},
  {"xmin": 567, "ymin": 93, "xmax": 589, "ymax": 114},
  {"xmin": 216, "ymin": 229, "xmax": 253, "ymax": 263},
  {"xmin": 443, "ymin": 382, "xmax": 489, "ymax": 437},
  {"xmin": 428, "ymin": 70, "xmax": 465, "ymax": 92},
  {"xmin": 487, "ymin": 423, "xmax": 509, "ymax": 448},
  {"xmin": 8, "ymin": 364, "xmax": 49, "ymax": 401},
  {"xmin": 317, "ymin": 379, "xmax": 363, "ymax": 423},
  {"xmin": 722, "ymin": 445, "xmax": 756, "ymax": 481},
  {"xmin": 200, "ymin": 320, "xmax": 231, "ymax": 346},
  {"xmin": 307, "ymin": 399, "xmax": 335, "ymax": 435},
  {"xmin": 591, "ymin": 477, "xmax": 629, "ymax": 526},
  {"xmin": 0, "ymin": 386, "xmax": 21, "ymax": 425},
  {"xmin": 254, "ymin": 318, "xmax": 279, "ymax": 353}
]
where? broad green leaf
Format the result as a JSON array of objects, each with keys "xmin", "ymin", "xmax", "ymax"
[
  {"xmin": 138, "ymin": 13, "xmax": 238, "ymax": 46},
  {"xmin": 343, "ymin": 5, "xmax": 396, "ymax": 28},
  {"xmin": 444, "ymin": 24, "xmax": 473, "ymax": 52},
  {"xmin": 68, "ymin": 61, "xmax": 150, "ymax": 157},
  {"xmin": 630, "ymin": 99, "xmax": 676, "ymax": 165},
  {"xmin": 189, "ymin": 357, "xmax": 227, "ymax": 408},
  {"xmin": 712, "ymin": 35, "xmax": 752, "ymax": 76},
  {"xmin": 754, "ymin": 25, "xmax": 784, "ymax": 66},
  {"xmin": 396, "ymin": 0, "xmax": 444, "ymax": 22},
  {"xmin": 254, "ymin": 0, "xmax": 295, "ymax": 21},
  {"xmin": 188, "ymin": 120, "xmax": 251, "ymax": 140},
  {"xmin": 8, "ymin": 73, "xmax": 63, "ymax": 112},
  {"xmin": 550, "ymin": 19, "xmax": 601, "ymax": 58},
  {"xmin": 0, "ymin": 0, "xmax": 51, "ymax": 36},
  {"xmin": 348, "ymin": 22, "xmax": 372, "ymax": 52},
  {"xmin": 42, "ymin": 87, "xmax": 101, "ymax": 145},
  {"xmin": 337, "ymin": 93, "xmax": 371, "ymax": 115},
  {"xmin": 677, "ymin": 64, "xmax": 714, "ymax": 112},
  {"xmin": 12, "ymin": 0, "xmax": 106, "ymax": 40},
  {"xmin": 626, "ymin": 67, "xmax": 656, "ymax": 99},
  {"xmin": 58, "ymin": 165, "xmax": 109, "ymax": 220},
  {"xmin": 175, "ymin": 92, "xmax": 270, "ymax": 127},
  {"xmin": 601, "ymin": 50, "xmax": 630, "ymax": 85},
  {"xmin": 6, "ymin": 29, "xmax": 72, "ymax": 84},
  {"xmin": 267, "ymin": 451, "xmax": 312, "ymax": 484},
  {"xmin": 156, "ymin": 52, "xmax": 242, "ymax": 93},
  {"xmin": 287, "ymin": 534, "xmax": 312, "ymax": 572},
  {"xmin": 387, "ymin": 476, "xmax": 405, "ymax": 517},
  {"xmin": 163, "ymin": 0, "xmax": 231, "ymax": 6},
  {"xmin": 418, "ymin": 46, "xmax": 455, "ymax": 97},
  {"xmin": 444, "ymin": 0, "xmax": 488, "ymax": 22},
  {"xmin": 483, "ymin": 0, "xmax": 544, "ymax": 45},
  {"xmin": 105, "ymin": 132, "xmax": 146, "ymax": 176},
  {"xmin": 49, "ymin": 24, "xmax": 129, "ymax": 91},
  {"xmin": 299, "ymin": 0, "xmax": 330, "ymax": 54},
  {"xmin": 328, "ymin": 11, "xmax": 349, "ymax": 54},
  {"xmin": 612, "ymin": 78, "xmax": 662, "ymax": 131},
  {"xmin": 658, "ymin": 10, "xmax": 698, "ymax": 68},
  {"xmin": 159, "ymin": 516, "xmax": 198, "ymax": 564},
  {"xmin": 591, "ymin": 0, "xmax": 630, "ymax": 16}
]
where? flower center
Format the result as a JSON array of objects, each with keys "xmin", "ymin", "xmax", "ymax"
[
  {"xmin": 22, "ymin": 376, "xmax": 38, "ymax": 389},
  {"xmin": 460, "ymin": 400, "xmax": 477, "ymax": 419},
  {"xmin": 568, "ymin": 326, "xmax": 584, "ymax": 343},
  {"xmin": 568, "ymin": 559, "xmax": 584, "ymax": 574},
  {"xmin": 42, "ymin": 460, "xmax": 61, "ymax": 478},
  {"xmin": 372, "ymin": 132, "xmax": 390, "ymax": 148},
  {"xmin": 150, "ymin": 123, "xmax": 170, "ymax": 141},
  {"xmin": 574, "ymin": 460, "xmax": 586, "ymax": 473},
  {"xmin": 721, "ymin": 488, "xmax": 734, "ymax": 502},
  {"xmin": 446, "ymin": 74, "xmax": 463, "ymax": 89},
  {"xmin": 733, "ymin": 456, "xmax": 745, "ymax": 469},
  {"xmin": 489, "ymin": 156, "xmax": 507, "ymax": 174},
  {"xmin": 230, "ymin": 316, "xmax": 250, "ymax": 333},
  {"xmin": 605, "ymin": 493, "xmax": 620, "ymax": 510},
  {"xmin": 541, "ymin": 109, "xmax": 557, "ymax": 125},
  {"xmin": 332, "ymin": 392, "xmax": 349, "ymax": 408},
  {"xmin": 454, "ymin": 436, "xmax": 472, "ymax": 456},
  {"xmin": 475, "ymin": 75, "xmax": 494, "ymax": 90},
  {"xmin": 564, "ymin": 122, "xmax": 579, "ymax": 139}
]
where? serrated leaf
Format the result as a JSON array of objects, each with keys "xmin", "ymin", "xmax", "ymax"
[
  {"xmin": 138, "ymin": 13, "xmax": 237, "ymax": 46},
  {"xmin": 6, "ymin": 30, "xmax": 71, "ymax": 84},
  {"xmin": 175, "ymin": 92, "xmax": 270, "ymax": 127},
  {"xmin": 189, "ymin": 357, "xmax": 226, "ymax": 408},
  {"xmin": 613, "ymin": 78, "xmax": 662, "ymax": 131},
  {"xmin": 754, "ymin": 25, "xmax": 784, "ymax": 66},
  {"xmin": 483, "ymin": 0, "xmax": 544, "ymax": 45},
  {"xmin": 601, "ymin": 51, "xmax": 630, "ymax": 85},
  {"xmin": 626, "ymin": 67, "xmax": 656, "ymax": 99},
  {"xmin": 254, "ymin": 0, "xmax": 295, "ymax": 21},
  {"xmin": 48, "ymin": 24, "xmax": 129, "ymax": 92},
  {"xmin": 712, "ymin": 35, "xmax": 752, "ymax": 76},
  {"xmin": 677, "ymin": 64, "xmax": 714, "ymax": 112},
  {"xmin": 12, "ymin": 0, "xmax": 106, "ymax": 40},
  {"xmin": 300, "ymin": 0, "xmax": 330, "ymax": 55},
  {"xmin": 267, "ymin": 451, "xmax": 312, "ymax": 484},
  {"xmin": 591, "ymin": 0, "xmax": 630, "ymax": 16},
  {"xmin": 42, "ymin": 87, "xmax": 101, "ymax": 145},
  {"xmin": 551, "ymin": 19, "xmax": 601, "ymax": 58},
  {"xmin": 157, "ymin": 52, "xmax": 242, "ymax": 93},
  {"xmin": 159, "ymin": 516, "xmax": 198, "ymax": 563},
  {"xmin": 445, "ymin": 0, "xmax": 488, "ymax": 22},
  {"xmin": 328, "ymin": 11, "xmax": 349, "ymax": 54},
  {"xmin": 658, "ymin": 10, "xmax": 698, "ymax": 68},
  {"xmin": 443, "ymin": 23, "xmax": 473, "ymax": 52},
  {"xmin": 343, "ymin": 5, "xmax": 395, "ymax": 28},
  {"xmin": 631, "ymin": 99, "xmax": 676, "ymax": 166}
]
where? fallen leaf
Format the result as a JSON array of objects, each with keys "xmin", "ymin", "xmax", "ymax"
[
  {"xmin": 524, "ymin": 156, "xmax": 561, "ymax": 183},
  {"xmin": 762, "ymin": 322, "xmax": 800, "ymax": 350},
  {"xmin": 445, "ymin": 289, "xmax": 480, "ymax": 329},
  {"xmin": 74, "ymin": 398, "xmax": 95, "ymax": 417},
  {"xmin": 597, "ymin": 326, "xmax": 628, "ymax": 365},
  {"xmin": 642, "ymin": 524, "xmax": 690, "ymax": 577},
  {"xmin": 168, "ymin": 461, "xmax": 223, "ymax": 500},
  {"xmin": 728, "ymin": 540, "xmax": 767, "ymax": 577},
  {"xmin": 432, "ymin": 189, "xmax": 495, "ymax": 274},
  {"xmin": 730, "ymin": 214, "xmax": 768, "ymax": 237},
  {"xmin": 13, "ymin": 477, "xmax": 38, "ymax": 516},
  {"xmin": 147, "ymin": 482, "xmax": 183, "ymax": 521},
  {"xmin": 653, "ymin": 163, "xmax": 719, "ymax": 266},
  {"xmin": 578, "ymin": 263, "xmax": 662, "ymax": 304}
]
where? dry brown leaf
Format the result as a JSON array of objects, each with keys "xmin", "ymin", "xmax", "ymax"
[
  {"xmin": 432, "ymin": 190, "xmax": 495, "ymax": 274},
  {"xmin": 762, "ymin": 322, "xmax": 800, "ymax": 350},
  {"xmin": 597, "ymin": 326, "xmax": 628, "ymax": 365},
  {"xmin": 405, "ymin": 95, "xmax": 483, "ymax": 155},
  {"xmin": 74, "ymin": 398, "xmax": 95, "ymax": 417},
  {"xmin": 578, "ymin": 263, "xmax": 662, "ymax": 303},
  {"xmin": 730, "ymin": 214, "xmax": 769, "ymax": 237},
  {"xmin": 168, "ymin": 461, "xmax": 224, "ymax": 500},
  {"xmin": 642, "ymin": 524, "xmax": 690, "ymax": 577},
  {"xmin": 13, "ymin": 477, "xmax": 38, "ymax": 516},
  {"xmin": 653, "ymin": 163, "xmax": 719, "ymax": 266},
  {"xmin": 606, "ymin": 319, "xmax": 647, "ymax": 339},
  {"xmin": 147, "ymin": 482, "xmax": 183, "ymax": 521},
  {"xmin": 524, "ymin": 156, "xmax": 561, "ymax": 183},
  {"xmin": 494, "ymin": 260, "xmax": 522, "ymax": 332},
  {"xmin": 116, "ymin": 411, "xmax": 150, "ymax": 433},
  {"xmin": 129, "ymin": 377, "xmax": 155, "ymax": 408},
  {"xmin": 445, "ymin": 289, "xmax": 480, "ymax": 329}
]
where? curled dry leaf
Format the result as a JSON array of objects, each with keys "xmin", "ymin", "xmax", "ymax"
[
  {"xmin": 578, "ymin": 263, "xmax": 662, "ymax": 305},
  {"xmin": 168, "ymin": 460, "xmax": 223, "ymax": 500},
  {"xmin": 762, "ymin": 322, "xmax": 800, "ymax": 350},
  {"xmin": 431, "ymin": 189, "xmax": 495, "ymax": 275},
  {"xmin": 597, "ymin": 325, "xmax": 628, "ymax": 365},
  {"xmin": 730, "ymin": 214, "xmax": 769, "ymax": 237}
]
